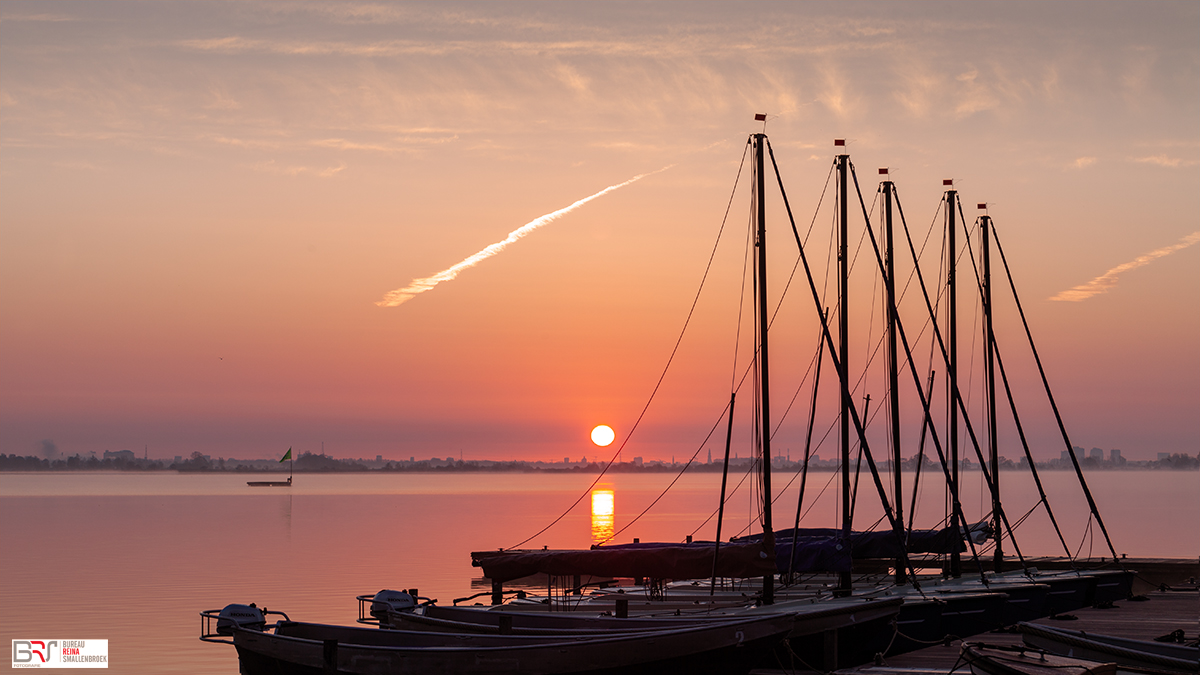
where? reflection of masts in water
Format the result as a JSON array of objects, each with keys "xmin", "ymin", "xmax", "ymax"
[{"xmin": 281, "ymin": 493, "xmax": 292, "ymax": 540}]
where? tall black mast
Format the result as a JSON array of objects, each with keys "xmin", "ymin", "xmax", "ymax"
[
  {"xmin": 836, "ymin": 147, "xmax": 852, "ymax": 596},
  {"xmin": 883, "ymin": 175, "xmax": 904, "ymax": 585},
  {"xmin": 982, "ymin": 212, "xmax": 1002, "ymax": 572},
  {"xmin": 754, "ymin": 132, "xmax": 775, "ymax": 605},
  {"xmin": 945, "ymin": 182, "xmax": 962, "ymax": 579}
]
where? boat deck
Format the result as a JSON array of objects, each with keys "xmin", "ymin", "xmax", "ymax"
[{"xmin": 752, "ymin": 588, "xmax": 1198, "ymax": 675}]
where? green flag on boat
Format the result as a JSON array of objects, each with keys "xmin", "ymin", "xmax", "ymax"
[{"xmin": 280, "ymin": 448, "xmax": 292, "ymax": 462}]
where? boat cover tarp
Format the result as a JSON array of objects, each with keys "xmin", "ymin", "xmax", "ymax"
[
  {"xmin": 472, "ymin": 542, "xmax": 778, "ymax": 583},
  {"xmin": 733, "ymin": 527, "xmax": 965, "ymax": 573}
]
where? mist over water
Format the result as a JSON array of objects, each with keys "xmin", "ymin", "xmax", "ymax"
[{"xmin": 0, "ymin": 470, "xmax": 1192, "ymax": 674}]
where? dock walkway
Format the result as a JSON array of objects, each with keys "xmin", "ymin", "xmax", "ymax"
[{"xmin": 753, "ymin": 589, "xmax": 1198, "ymax": 675}]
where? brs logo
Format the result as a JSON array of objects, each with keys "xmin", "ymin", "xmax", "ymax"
[{"xmin": 12, "ymin": 640, "xmax": 58, "ymax": 664}]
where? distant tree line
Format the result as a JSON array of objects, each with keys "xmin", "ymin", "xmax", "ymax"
[
  {"xmin": 0, "ymin": 453, "xmax": 167, "ymax": 471},
  {"xmin": 1, "ymin": 451, "xmax": 1196, "ymax": 472}
]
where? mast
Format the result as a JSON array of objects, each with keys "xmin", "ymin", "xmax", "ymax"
[
  {"xmin": 835, "ymin": 146, "xmax": 852, "ymax": 596},
  {"xmin": 982, "ymin": 211, "xmax": 1001, "ymax": 572},
  {"xmin": 944, "ymin": 181, "xmax": 961, "ymax": 579},
  {"xmin": 753, "ymin": 132, "xmax": 775, "ymax": 605},
  {"xmin": 883, "ymin": 174, "xmax": 904, "ymax": 585}
]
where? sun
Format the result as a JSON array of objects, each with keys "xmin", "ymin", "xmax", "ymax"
[{"xmin": 590, "ymin": 425, "xmax": 615, "ymax": 447}]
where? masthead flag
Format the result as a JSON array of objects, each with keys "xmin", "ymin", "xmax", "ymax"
[{"xmin": 280, "ymin": 448, "xmax": 292, "ymax": 463}]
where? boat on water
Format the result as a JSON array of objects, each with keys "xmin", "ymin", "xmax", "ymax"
[
  {"xmin": 248, "ymin": 448, "xmax": 293, "ymax": 487},
  {"xmin": 200, "ymin": 603, "xmax": 796, "ymax": 675},
  {"xmin": 246, "ymin": 476, "xmax": 292, "ymax": 487}
]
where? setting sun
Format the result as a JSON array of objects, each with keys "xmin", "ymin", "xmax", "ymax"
[{"xmin": 590, "ymin": 425, "xmax": 615, "ymax": 447}]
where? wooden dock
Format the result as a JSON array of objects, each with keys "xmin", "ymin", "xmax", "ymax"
[
  {"xmin": 849, "ymin": 558, "xmax": 1199, "ymax": 596},
  {"xmin": 752, "ymin": 588, "xmax": 1198, "ymax": 675}
]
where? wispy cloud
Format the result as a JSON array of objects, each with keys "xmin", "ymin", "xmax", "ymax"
[
  {"xmin": 376, "ymin": 166, "xmax": 673, "ymax": 307},
  {"xmin": 0, "ymin": 12, "xmax": 80, "ymax": 23},
  {"xmin": 1135, "ymin": 154, "xmax": 1198, "ymax": 168},
  {"xmin": 1049, "ymin": 231, "xmax": 1200, "ymax": 302},
  {"xmin": 1072, "ymin": 156, "xmax": 1097, "ymax": 169},
  {"xmin": 250, "ymin": 160, "xmax": 346, "ymax": 177}
]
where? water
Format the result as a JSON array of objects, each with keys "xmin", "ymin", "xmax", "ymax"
[{"xmin": 1, "ymin": 470, "xmax": 1193, "ymax": 674}]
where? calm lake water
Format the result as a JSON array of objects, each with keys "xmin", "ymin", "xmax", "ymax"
[{"xmin": 1, "ymin": 470, "xmax": 1194, "ymax": 674}]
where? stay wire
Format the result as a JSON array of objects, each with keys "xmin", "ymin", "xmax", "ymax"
[{"xmin": 506, "ymin": 145, "xmax": 751, "ymax": 550}]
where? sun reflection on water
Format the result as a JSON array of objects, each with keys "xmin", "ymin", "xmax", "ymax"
[{"xmin": 591, "ymin": 488, "xmax": 614, "ymax": 544}]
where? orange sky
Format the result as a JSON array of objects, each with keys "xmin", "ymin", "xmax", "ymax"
[{"xmin": 1, "ymin": 2, "xmax": 1196, "ymax": 462}]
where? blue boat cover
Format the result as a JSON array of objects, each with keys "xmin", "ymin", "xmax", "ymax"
[{"xmin": 733, "ymin": 527, "xmax": 965, "ymax": 573}]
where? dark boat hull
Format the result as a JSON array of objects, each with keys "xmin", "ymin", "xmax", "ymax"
[
  {"xmin": 883, "ymin": 592, "xmax": 1010, "ymax": 657},
  {"xmin": 1081, "ymin": 570, "xmax": 1136, "ymax": 606},
  {"xmin": 1018, "ymin": 622, "xmax": 1199, "ymax": 673},
  {"xmin": 962, "ymin": 642, "xmax": 1118, "ymax": 675},
  {"xmin": 231, "ymin": 615, "xmax": 795, "ymax": 675}
]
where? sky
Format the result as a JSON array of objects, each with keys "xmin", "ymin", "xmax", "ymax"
[{"xmin": 1, "ymin": 1, "xmax": 1197, "ymax": 464}]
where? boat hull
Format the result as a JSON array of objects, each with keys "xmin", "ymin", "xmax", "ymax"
[
  {"xmin": 1018, "ymin": 622, "xmax": 1199, "ymax": 673},
  {"xmin": 231, "ymin": 614, "xmax": 795, "ymax": 675},
  {"xmin": 963, "ymin": 642, "xmax": 1118, "ymax": 675}
]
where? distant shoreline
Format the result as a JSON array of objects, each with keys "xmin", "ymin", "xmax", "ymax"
[{"xmin": 2, "ymin": 451, "xmax": 1197, "ymax": 473}]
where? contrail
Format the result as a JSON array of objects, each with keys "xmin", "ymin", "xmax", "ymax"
[
  {"xmin": 1049, "ymin": 230, "xmax": 1200, "ymax": 302},
  {"xmin": 377, "ymin": 166, "xmax": 674, "ymax": 307}
]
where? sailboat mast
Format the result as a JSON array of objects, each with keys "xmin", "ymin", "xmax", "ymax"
[
  {"xmin": 753, "ymin": 132, "xmax": 775, "ymax": 606},
  {"xmin": 883, "ymin": 177, "xmax": 904, "ymax": 585},
  {"xmin": 945, "ymin": 183, "xmax": 962, "ymax": 579},
  {"xmin": 983, "ymin": 213, "xmax": 1001, "ymax": 572},
  {"xmin": 837, "ymin": 149, "xmax": 852, "ymax": 595}
]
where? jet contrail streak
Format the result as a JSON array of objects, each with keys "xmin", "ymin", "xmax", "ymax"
[
  {"xmin": 1049, "ymin": 230, "xmax": 1200, "ymax": 302},
  {"xmin": 377, "ymin": 166, "xmax": 674, "ymax": 307}
]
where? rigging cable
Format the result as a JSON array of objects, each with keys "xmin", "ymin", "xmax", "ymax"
[
  {"xmin": 888, "ymin": 179, "xmax": 1028, "ymax": 576},
  {"xmin": 505, "ymin": 143, "xmax": 751, "ymax": 550},
  {"xmin": 767, "ymin": 141, "xmax": 925, "ymax": 587}
]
